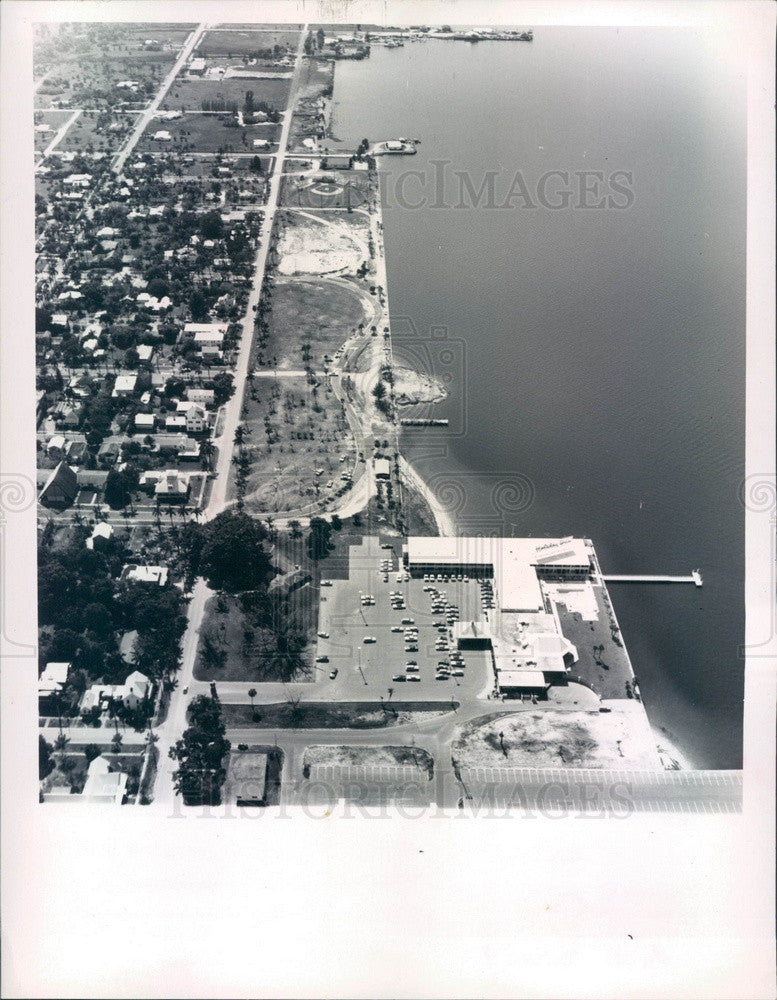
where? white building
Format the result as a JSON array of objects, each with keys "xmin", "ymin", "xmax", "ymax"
[
  {"xmin": 123, "ymin": 564, "xmax": 169, "ymax": 586},
  {"xmin": 112, "ymin": 374, "xmax": 138, "ymax": 398},
  {"xmin": 86, "ymin": 521, "xmax": 114, "ymax": 550},
  {"xmin": 38, "ymin": 661, "xmax": 71, "ymax": 698}
]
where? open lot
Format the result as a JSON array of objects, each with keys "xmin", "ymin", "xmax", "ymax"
[
  {"xmin": 162, "ymin": 76, "xmax": 291, "ymax": 113},
  {"xmin": 452, "ymin": 706, "xmax": 661, "ymax": 770},
  {"xmin": 257, "ymin": 276, "xmax": 368, "ymax": 370},
  {"xmin": 235, "ymin": 374, "xmax": 358, "ymax": 514},
  {"xmin": 303, "ymin": 744, "xmax": 434, "ymax": 779},
  {"xmin": 136, "ymin": 113, "xmax": 280, "ymax": 155},
  {"xmin": 315, "ymin": 535, "xmax": 492, "ymax": 701}
]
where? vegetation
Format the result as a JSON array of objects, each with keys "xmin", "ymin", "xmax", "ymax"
[{"xmin": 169, "ymin": 694, "xmax": 231, "ymax": 805}]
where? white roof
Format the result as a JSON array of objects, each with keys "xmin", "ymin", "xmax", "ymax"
[
  {"xmin": 137, "ymin": 344, "xmax": 154, "ymax": 360},
  {"xmin": 135, "ymin": 413, "xmax": 155, "ymax": 426},
  {"xmin": 39, "ymin": 661, "xmax": 70, "ymax": 694},
  {"xmin": 193, "ymin": 329, "xmax": 225, "ymax": 343},
  {"xmin": 495, "ymin": 669, "xmax": 548, "ymax": 689},
  {"xmin": 125, "ymin": 564, "xmax": 169, "ymax": 585},
  {"xmin": 90, "ymin": 522, "xmax": 114, "ymax": 540},
  {"xmin": 114, "ymin": 374, "xmax": 137, "ymax": 392}
]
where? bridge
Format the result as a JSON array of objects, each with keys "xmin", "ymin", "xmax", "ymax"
[{"xmin": 603, "ymin": 570, "xmax": 702, "ymax": 587}]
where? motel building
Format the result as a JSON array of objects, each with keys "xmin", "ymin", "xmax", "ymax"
[{"xmin": 403, "ymin": 535, "xmax": 590, "ymax": 698}]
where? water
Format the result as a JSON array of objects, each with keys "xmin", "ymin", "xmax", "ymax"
[{"xmin": 331, "ymin": 27, "xmax": 746, "ymax": 768}]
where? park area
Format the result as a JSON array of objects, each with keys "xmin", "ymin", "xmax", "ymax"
[
  {"xmin": 234, "ymin": 373, "xmax": 358, "ymax": 515},
  {"xmin": 280, "ymin": 171, "xmax": 371, "ymax": 211},
  {"xmin": 451, "ymin": 707, "xmax": 662, "ymax": 770},
  {"xmin": 221, "ymin": 701, "xmax": 456, "ymax": 729},
  {"xmin": 194, "ymin": 587, "xmax": 317, "ymax": 683}
]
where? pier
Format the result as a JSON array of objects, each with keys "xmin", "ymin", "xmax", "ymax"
[{"xmin": 603, "ymin": 571, "xmax": 702, "ymax": 587}]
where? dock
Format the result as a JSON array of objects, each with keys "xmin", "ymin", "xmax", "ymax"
[
  {"xmin": 400, "ymin": 417, "xmax": 449, "ymax": 426},
  {"xmin": 603, "ymin": 571, "xmax": 702, "ymax": 587}
]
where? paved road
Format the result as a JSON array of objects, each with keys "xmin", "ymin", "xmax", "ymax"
[{"xmin": 112, "ymin": 23, "xmax": 209, "ymax": 174}]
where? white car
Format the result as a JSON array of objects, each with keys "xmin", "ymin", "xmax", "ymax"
[
  {"xmin": 317, "ymin": 631, "xmax": 329, "ymax": 639},
  {"xmin": 363, "ymin": 636, "xmax": 377, "ymax": 643},
  {"xmin": 406, "ymin": 674, "xmax": 421, "ymax": 682},
  {"xmin": 391, "ymin": 626, "xmax": 403, "ymax": 633}
]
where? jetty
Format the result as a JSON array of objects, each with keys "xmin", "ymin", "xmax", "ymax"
[
  {"xmin": 400, "ymin": 417, "xmax": 449, "ymax": 426},
  {"xmin": 603, "ymin": 571, "xmax": 703, "ymax": 587}
]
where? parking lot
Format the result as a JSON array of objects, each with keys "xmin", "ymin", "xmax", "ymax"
[{"xmin": 313, "ymin": 536, "xmax": 493, "ymax": 701}]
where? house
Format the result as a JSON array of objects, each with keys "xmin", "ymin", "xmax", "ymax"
[
  {"xmin": 38, "ymin": 661, "xmax": 71, "ymax": 698},
  {"xmin": 155, "ymin": 469, "xmax": 190, "ymax": 504},
  {"xmin": 53, "ymin": 401, "xmax": 83, "ymax": 429},
  {"xmin": 42, "ymin": 755, "xmax": 128, "ymax": 805},
  {"xmin": 185, "ymin": 387, "xmax": 215, "ymax": 406},
  {"xmin": 189, "ymin": 57, "xmax": 207, "ymax": 75},
  {"xmin": 86, "ymin": 521, "xmax": 114, "ymax": 550},
  {"xmin": 46, "ymin": 434, "xmax": 67, "ymax": 459},
  {"xmin": 177, "ymin": 403, "xmax": 207, "ymax": 433},
  {"xmin": 112, "ymin": 374, "xmax": 138, "ymax": 398},
  {"xmin": 152, "ymin": 130, "xmax": 172, "ymax": 142},
  {"xmin": 252, "ymin": 139, "xmax": 271, "ymax": 149},
  {"xmin": 136, "ymin": 344, "xmax": 154, "ymax": 363},
  {"xmin": 185, "ymin": 323, "xmax": 226, "ymax": 354},
  {"xmin": 66, "ymin": 440, "xmax": 88, "ymax": 465},
  {"xmin": 123, "ymin": 564, "xmax": 169, "ymax": 586},
  {"xmin": 50, "ymin": 312, "xmax": 70, "ymax": 331},
  {"xmin": 77, "ymin": 468, "xmax": 109, "ymax": 490},
  {"xmin": 165, "ymin": 415, "xmax": 187, "ymax": 432},
  {"xmin": 39, "ymin": 461, "xmax": 78, "ymax": 509},
  {"xmin": 63, "ymin": 173, "xmax": 91, "ymax": 188},
  {"xmin": 134, "ymin": 413, "xmax": 156, "ymax": 432}
]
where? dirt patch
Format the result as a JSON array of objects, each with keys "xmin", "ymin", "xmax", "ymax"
[{"xmin": 303, "ymin": 744, "xmax": 434, "ymax": 778}]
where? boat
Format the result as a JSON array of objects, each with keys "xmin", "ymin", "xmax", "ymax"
[{"xmin": 692, "ymin": 569, "xmax": 703, "ymax": 587}]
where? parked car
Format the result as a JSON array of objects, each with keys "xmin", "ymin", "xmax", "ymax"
[
  {"xmin": 317, "ymin": 631, "xmax": 329, "ymax": 639},
  {"xmin": 363, "ymin": 636, "xmax": 376, "ymax": 643},
  {"xmin": 329, "ymin": 668, "xmax": 338, "ymax": 679},
  {"xmin": 392, "ymin": 674, "xmax": 407, "ymax": 682},
  {"xmin": 315, "ymin": 655, "xmax": 329, "ymax": 663}
]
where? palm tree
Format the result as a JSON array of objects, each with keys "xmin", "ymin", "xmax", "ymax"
[{"xmin": 247, "ymin": 688, "xmax": 257, "ymax": 718}]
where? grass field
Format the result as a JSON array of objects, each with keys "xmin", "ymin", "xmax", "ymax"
[
  {"xmin": 197, "ymin": 28, "xmax": 300, "ymax": 57},
  {"xmin": 162, "ymin": 76, "xmax": 291, "ymax": 113},
  {"xmin": 137, "ymin": 113, "xmax": 280, "ymax": 154},
  {"xmin": 33, "ymin": 109, "xmax": 76, "ymax": 150},
  {"xmin": 236, "ymin": 374, "xmax": 357, "ymax": 514},
  {"xmin": 257, "ymin": 277, "xmax": 368, "ymax": 370}
]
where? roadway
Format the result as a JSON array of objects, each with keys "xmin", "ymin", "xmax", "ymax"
[{"xmin": 112, "ymin": 23, "xmax": 210, "ymax": 175}]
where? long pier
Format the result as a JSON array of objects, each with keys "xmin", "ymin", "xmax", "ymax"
[{"xmin": 603, "ymin": 571, "xmax": 702, "ymax": 587}]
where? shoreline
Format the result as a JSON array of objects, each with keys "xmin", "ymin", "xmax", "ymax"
[{"xmin": 398, "ymin": 455, "xmax": 457, "ymax": 537}]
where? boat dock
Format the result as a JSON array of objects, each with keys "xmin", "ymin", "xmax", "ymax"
[{"xmin": 603, "ymin": 571, "xmax": 703, "ymax": 587}]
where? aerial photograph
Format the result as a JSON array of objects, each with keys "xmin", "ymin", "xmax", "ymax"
[{"xmin": 32, "ymin": 16, "xmax": 746, "ymax": 815}]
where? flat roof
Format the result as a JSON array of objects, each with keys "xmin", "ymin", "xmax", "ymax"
[{"xmin": 495, "ymin": 670, "xmax": 549, "ymax": 689}]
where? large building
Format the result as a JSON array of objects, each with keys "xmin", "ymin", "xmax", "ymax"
[{"xmin": 404, "ymin": 536, "xmax": 589, "ymax": 696}]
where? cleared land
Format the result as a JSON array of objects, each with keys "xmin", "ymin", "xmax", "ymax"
[
  {"xmin": 236, "ymin": 374, "xmax": 358, "ymax": 514},
  {"xmin": 303, "ymin": 744, "xmax": 434, "ymax": 779},
  {"xmin": 57, "ymin": 110, "xmax": 138, "ymax": 153},
  {"xmin": 452, "ymin": 709, "xmax": 661, "ymax": 770},
  {"xmin": 280, "ymin": 171, "xmax": 371, "ymax": 211},
  {"xmin": 257, "ymin": 277, "xmax": 368, "ymax": 369}
]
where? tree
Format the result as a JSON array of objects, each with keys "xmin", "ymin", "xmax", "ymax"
[
  {"xmin": 39, "ymin": 735, "xmax": 54, "ymax": 779},
  {"xmin": 247, "ymin": 687, "xmax": 257, "ymax": 718},
  {"xmin": 104, "ymin": 466, "xmax": 138, "ymax": 509},
  {"xmin": 307, "ymin": 517, "xmax": 332, "ymax": 560},
  {"xmin": 189, "ymin": 289, "xmax": 208, "ymax": 322},
  {"xmin": 198, "ymin": 509, "xmax": 275, "ymax": 592},
  {"xmin": 211, "ymin": 371, "xmax": 235, "ymax": 405},
  {"xmin": 249, "ymin": 155, "xmax": 264, "ymax": 174},
  {"xmin": 84, "ymin": 744, "xmax": 101, "ymax": 764},
  {"xmin": 316, "ymin": 27, "xmax": 325, "ymax": 49},
  {"xmin": 169, "ymin": 694, "xmax": 231, "ymax": 805},
  {"xmin": 288, "ymin": 519, "xmax": 302, "ymax": 539}
]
